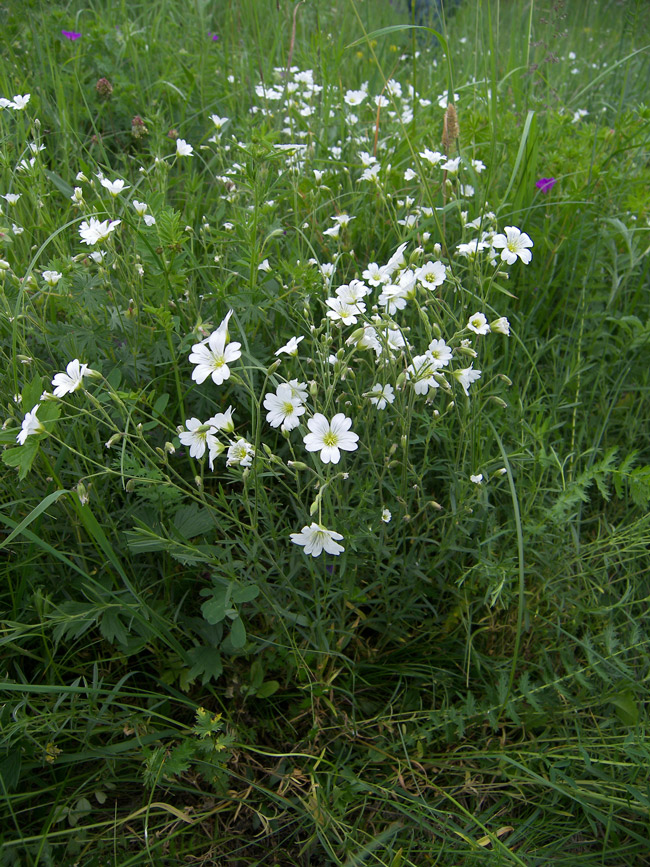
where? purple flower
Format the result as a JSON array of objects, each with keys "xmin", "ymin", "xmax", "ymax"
[
  {"xmin": 536, "ymin": 177, "xmax": 557, "ymax": 193},
  {"xmin": 208, "ymin": 31, "xmax": 219, "ymax": 41},
  {"xmin": 62, "ymin": 30, "xmax": 82, "ymax": 40}
]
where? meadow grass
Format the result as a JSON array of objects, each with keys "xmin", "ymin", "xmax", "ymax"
[{"xmin": 1, "ymin": 0, "xmax": 649, "ymax": 864}]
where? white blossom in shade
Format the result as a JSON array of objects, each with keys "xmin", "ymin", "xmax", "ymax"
[
  {"xmin": 226, "ymin": 437, "xmax": 255, "ymax": 467},
  {"xmin": 460, "ymin": 184, "xmax": 474, "ymax": 197},
  {"xmin": 467, "ymin": 312, "xmax": 491, "ymax": 335},
  {"xmin": 453, "ymin": 365, "xmax": 482, "ymax": 396},
  {"xmin": 419, "ymin": 148, "xmax": 445, "ymax": 166},
  {"xmin": 52, "ymin": 359, "xmax": 92, "ymax": 397},
  {"xmin": 382, "ymin": 325, "xmax": 407, "ymax": 356},
  {"xmin": 367, "ymin": 383, "xmax": 395, "ymax": 410},
  {"xmin": 79, "ymin": 218, "xmax": 121, "ymax": 246},
  {"xmin": 404, "ymin": 168, "xmax": 417, "ymax": 181},
  {"xmin": 386, "ymin": 78, "xmax": 402, "ymax": 97},
  {"xmin": 440, "ymin": 157, "xmax": 461, "ymax": 173},
  {"xmin": 456, "ymin": 239, "xmax": 488, "ymax": 258},
  {"xmin": 381, "ymin": 508, "xmax": 392, "ymax": 523},
  {"xmin": 176, "ymin": 138, "xmax": 194, "ymax": 156},
  {"xmin": 359, "ymin": 163, "xmax": 381, "ymax": 183},
  {"xmin": 358, "ymin": 151, "xmax": 378, "ymax": 167},
  {"xmin": 42, "ymin": 270, "xmax": 62, "ymax": 287},
  {"xmin": 326, "ymin": 295, "xmax": 365, "ymax": 325},
  {"xmin": 471, "ymin": 159, "xmax": 486, "ymax": 173},
  {"xmin": 470, "ymin": 473, "xmax": 484, "ymax": 484},
  {"xmin": 383, "ymin": 242, "xmax": 408, "ymax": 278},
  {"xmin": 89, "ymin": 250, "xmax": 105, "ymax": 263},
  {"xmin": 491, "ymin": 317, "xmax": 511, "ymax": 336},
  {"xmin": 319, "ymin": 262, "xmax": 335, "ymax": 281},
  {"xmin": 415, "ymin": 260, "xmax": 446, "ymax": 289},
  {"xmin": 143, "ymin": 214, "xmax": 156, "ymax": 226},
  {"xmin": 336, "ymin": 279, "xmax": 370, "ymax": 302},
  {"xmin": 333, "ymin": 213, "xmax": 354, "ymax": 226},
  {"xmin": 70, "ymin": 187, "xmax": 83, "ymax": 204},
  {"xmin": 2, "ymin": 193, "xmax": 21, "ymax": 205},
  {"xmin": 100, "ymin": 177, "xmax": 129, "ymax": 196},
  {"xmin": 264, "ymin": 383, "xmax": 305, "ymax": 431},
  {"xmin": 491, "ymin": 226, "xmax": 533, "ymax": 265},
  {"xmin": 209, "ymin": 114, "xmax": 229, "ymax": 130},
  {"xmin": 427, "ymin": 338, "xmax": 453, "ymax": 368},
  {"xmin": 12, "ymin": 224, "xmax": 23, "ymax": 236},
  {"xmin": 362, "ymin": 262, "xmax": 388, "ymax": 287},
  {"xmin": 303, "ymin": 413, "xmax": 359, "ymax": 464},
  {"xmin": 132, "ymin": 200, "xmax": 149, "ymax": 216},
  {"xmin": 258, "ymin": 258, "xmax": 271, "ymax": 272},
  {"xmin": 290, "ymin": 522, "xmax": 344, "ymax": 557},
  {"xmin": 10, "ymin": 94, "xmax": 30, "ymax": 110},
  {"xmin": 275, "ymin": 335, "xmax": 304, "ymax": 357},
  {"xmin": 406, "ymin": 354, "xmax": 440, "ymax": 395},
  {"xmin": 378, "ymin": 283, "xmax": 408, "ymax": 316},
  {"xmin": 179, "ymin": 418, "xmax": 223, "ymax": 469},
  {"xmin": 347, "ymin": 324, "xmax": 381, "ymax": 354},
  {"xmin": 188, "ymin": 310, "xmax": 242, "ymax": 385},
  {"xmin": 323, "ymin": 223, "xmax": 341, "ymax": 238},
  {"xmin": 17, "ymin": 404, "xmax": 44, "ymax": 444},
  {"xmin": 344, "ymin": 89, "xmax": 366, "ymax": 106},
  {"xmin": 205, "ymin": 406, "xmax": 235, "ymax": 434}
]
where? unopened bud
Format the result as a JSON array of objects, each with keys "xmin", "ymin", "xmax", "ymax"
[
  {"xmin": 194, "ymin": 475, "xmax": 203, "ymax": 490},
  {"xmin": 164, "ymin": 441, "xmax": 176, "ymax": 454},
  {"xmin": 489, "ymin": 396, "xmax": 508, "ymax": 408},
  {"xmin": 125, "ymin": 479, "xmax": 136, "ymax": 492},
  {"xmin": 287, "ymin": 460, "xmax": 309, "ymax": 470},
  {"xmin": 76, "ymin": 481, "xmax": 89, "ymax": 506}
]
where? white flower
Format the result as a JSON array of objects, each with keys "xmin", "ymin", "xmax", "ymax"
[
  {"xmin": 381, "ymin": 508, "xmax": 392, "ymax": 523},
  {"xmin": 470, "ymin": 473, "xmax": 484, "ymax": 484},
  {"xmin": 362, "ymin": 262, "xmax": 388, "ymax": 286},
  {"xmin": 290, "ymin": 522, "xmax": 344, "ymax": 557},
  {"xmin": 205, "ymin": 406, "xmax": 235, "ymax": 434},
  {"xmin": 440, "ymin": 157, "xmax": 461, "ymax": 173},
  {"xmin": 264, "ymin": 383, "xmax": 305, "ymax": 431},
  {"xmin": 326, "ymin": 296, "xmax": 365, "ymax": 325},
  {"xmin": 367, "ymin": 383, "xmax": 395, "ymax": 410},
  {"xmin": 303, "ymin": 413, "xmax": 359, "ymax": 464},
  {"xmin": 344, "ymin": 89, "xmax": 366, "ymax": 106},
  {"xmin": 467, "ymin": 312, "xmax": 490, "ymax": 335},
  {"xmin": 419, "ymin": 148, "xmax": 445, "ymax": 166},
  {"xmin": 100, "ymin": 177, "xmax": 129, "ymax": 196},
  {"xmin": 70, "ymin": 187, "xmax": 84, "ymax": 204},
  {"xmin": 179, "ymin": 418, "xmax": 223, "ymax": 469},
  {"xmin": 286, "ymin": 379, "xmax": 308, "ymax": 402},
  {"xmin": 257, "ymin": 258, "xmax": 271, "ymax": 272},
  {"xmin": 52, "ymin": 359, "xmax": 92, "ymax": 397},
  {"xmin": 491, "ymin": 226, "xmax": 533, "ymax": 265},
  {"xmin": 143, "ymin": 214, "xmax": 156, "ymax": 226},
  {"xmin": 427, "ymin": 338, "xmax": 453, "ymax": 368},
  {"xmin": 226, "ymin": 437, "xmax": 255, "ymax": 467},
  {"xmin": 209, "ymin": 114, "xmax": 229, "ymax": 129},
  {"xmin": 176, "ymin": 138, "xmax": 194, "ymax": 156},
  {"xmin": 132, "ymin": 200, "xmax": 149, "ymax": 216},
  {"xmin": 17, "ymin": 404, "xmax": 44, "ymax": 444},
  {"xmin": 42, "ymin": 270, "xmax": 62, "ymax": 287},
  {"xmin": 404, "ymin": 168, "xmax": 417, "ymax": 181},
  {"xmin": 471, "ymin": 159, "xmax": 486, "ymax": 173},
  {"xmin": 415, "ymin": 261, "xmax": 446, "ymax": 289},
  {"xmin": 453, "ymin": 365, "xmax": 482, "ymax": 396},
  {"xmin": 406, "ymin": 354, "xmax": 440, "ymax": 395},
  {"xmin": 323, "ymin": 223, "xmax": 341, "ymax": 238},
  {"xmin": 491, "ymin": 317, "xmax": 511, "ymax": 336},
  {"xmin": 79, "ymin": 218, "xmax": 121, "ymax": 246},
  {"xmin": 188, "ymin": 310, "xmax": 242, "ymax": 385},
  {"xmin": 89, "ymin": 251, "xmax": 105, "ymax": 263},
  {"xmin": 10, "ymin": 94, "xmax": 30, "ymax": 110},
  {"xmin": 2, "ymin": 193, "xmax": 20, "ymax": 205},
  {"xmin": 275, "ymin": 335, "xmax": 304, "ymax": 357}
]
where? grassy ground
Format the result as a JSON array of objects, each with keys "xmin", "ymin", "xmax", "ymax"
[{"xmin": 1, "ymin": 0, "xmax": 649, "ymax": 864}]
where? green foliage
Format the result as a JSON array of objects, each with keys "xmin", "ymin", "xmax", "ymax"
[{"xmin": 0, "ymin": 0, "xmax": 649, "ymax": 864}]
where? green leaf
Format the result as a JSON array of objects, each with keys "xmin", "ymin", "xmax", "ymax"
[
  {"xmin": 173, "ymin": 503, "xmax": 215, "ymax": 539},
  {"xmin": 99, "ymin": 609, "xmax": 129, "ymax": 646},
  {"xmin": 187, "ymin": 645, "xmax": 223, "ymax": 685},
  {"xmin": 2, "ymin": 437, "xmax": 41, "ymax": 480},
  {"xmin": 629, "ymin": 466, "xmax": 650, "ymax": 508},
  {"xmin": 610, "ymin": 691, "xmax": 639, "ymax": 726},
  {"xmin": 0, "ymin": 489, "xmax": 69, "ymax": 549},
  {"xmin": 152, "ymin": 392, "xmax": 170, "ymax": 417},
  {"xmin": 22, "ymin": 375, "xmax": 43, "ymax": 412},
  {"xmin": 229, "ymin": 616, "xmax": 246, "ymax": 649},
  {"xmin": 200, "ymin": 586, "xmax": 231, "ymax": 624},
  {"xmin": 232, "ymin": 584, "xmax": 260, "ymax": 604},
  {"xmin": 255, "ymin": 680, "xmax": 280, "ymax": 699}
]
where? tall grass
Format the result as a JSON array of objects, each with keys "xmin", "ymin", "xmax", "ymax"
[{"xmin": 1, "ymin": 0, "xmax": 649, "ymax": 864}]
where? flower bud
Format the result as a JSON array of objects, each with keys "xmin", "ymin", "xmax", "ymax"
[{"xmin": 490, "ymin": 317, "xmax": 510, "ymax": 336}]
